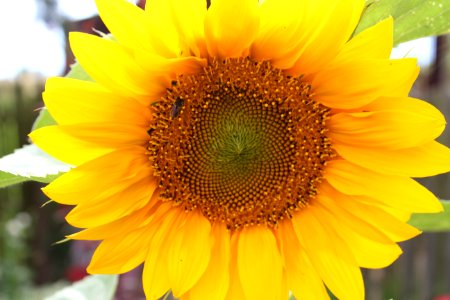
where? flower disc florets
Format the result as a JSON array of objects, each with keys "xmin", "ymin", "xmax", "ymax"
[{"xmin": 148, "ymin": 57, "xmax": 333, "ymax": 229}]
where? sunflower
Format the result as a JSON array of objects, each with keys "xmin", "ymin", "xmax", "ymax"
[{"xmin": 30, "ymin": 0, "xmax": 450, "ymax": 299}]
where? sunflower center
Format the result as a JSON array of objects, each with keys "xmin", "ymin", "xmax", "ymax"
[{"xmin": 148, "ymin": 57, "xmax": 333, "ymax": 229}]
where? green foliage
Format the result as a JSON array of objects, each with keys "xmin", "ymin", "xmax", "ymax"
[
  {"xmin": 45, "ymin": 275, "xmax": 118, "ymax": 300},
  {"xmin": 66, "ymin": 60, "xmax": 93, "ymax": 82},
  {"xmin": 0, "ymin": 61, "xmax": 91, "ymax": 188},
  {"xmin": 31, "ymin": 60, "xmax": 91, "ymax": 132},
  {"xmin": 0, "ymin": 170, "xmax": 56, "ymax": 188},
  {"xmin": 0, "ymin": 171, "xmax": 29, "ymax": 188},
  {"xmin": 356, "ymin": 0, "xmax": 450, "ymax": 44},
  {"xmin": 409, "ymin": 200, "xmax": 450, "ymax": 231},
  {"xmin": 0, "ymin": 145, "xmax": 71, "ymax": 187},
  {"xmin": 31, "ymin": 108, "xmax": 56, "ymax": 131}
]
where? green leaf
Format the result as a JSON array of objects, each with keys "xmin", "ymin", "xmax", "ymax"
[
  {"xmin": 356, "ymin": 0, "xmax": 450, "ymax": 44},
  {"xmin": 32, "ymin": 108, "xmax": 56, "ymax": 131},
  {"xmin": 66, "ymin": 60, "xmax": 93, "ymax": 81},
  {"xmin": 45, "ymin": 275, "xmax": 118, "ymax": 300},
  {"xmin": 0, "ymin": 144, "xmax": 71, "ymax": 188},
  {"xmin": 21, "ymin": 58, "xmax": 91, "ymax": 187},
  {"xmin": 408, "ymin": 200, "xmax": 450, "ymax": 232},
  {"xmin": 31, "ymin": 60, "xmax": 92, "ymax": 132},
  {"xmin": 0, "ymin": 171, "xmax": 29, "ymax": 188}
]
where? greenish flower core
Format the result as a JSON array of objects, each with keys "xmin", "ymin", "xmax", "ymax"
[{"xmin": 148, "ymin": 57, "xmax": 333, "ymax": 229}]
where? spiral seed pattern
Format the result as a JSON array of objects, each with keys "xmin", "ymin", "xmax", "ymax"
[{"xmin": 148, "ymin": 57, "xmax": 333, "ymax": 229}]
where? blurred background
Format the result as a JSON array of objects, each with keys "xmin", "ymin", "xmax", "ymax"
[{"xmin": 0, "ymin": 0, "xmax": 449, "ymax": 299}]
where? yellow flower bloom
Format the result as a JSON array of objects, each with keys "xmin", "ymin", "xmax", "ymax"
[{"xmin": 30, "ymin": 0, "xmax": 450, "ymax": 299}]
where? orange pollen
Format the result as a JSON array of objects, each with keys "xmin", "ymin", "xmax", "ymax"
[{"xmin": 147, "ymin": 57, "xmax": 333, "ymax": 229}]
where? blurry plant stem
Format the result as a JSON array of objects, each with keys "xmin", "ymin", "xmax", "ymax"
[{"xmin": 162, "ymin": 291, "xmax": 172, "ymax": 300}]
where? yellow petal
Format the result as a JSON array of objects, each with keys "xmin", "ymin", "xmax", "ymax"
[
  {"xmin": 285, "ymin": 0, "xmax": 365, "ymax": 74},
  {"xmin": 277, "ymin": 220, "xmax": 329, "ymax": 300},
  {"xmin": 189, "ymin": 224, "xmax": 231, "ymax": 300},
  {"xmin": 312, "ymin": 197, "xmax": 403, "ymax": 269},
  {"xmin": 54, "ymin": 123, "xmax": 148, "ymax": 148},
  {"xmin": 69, "ymin": 32, "xmax": 162, "ymax": 101},
  {"xmin": 144, "ymin": 0, "xmax": 183, "ymax": 58},
  {"xmin": 333, "ymin": 141, "xmax": 450, "ymax": 178},
  {"xmin": 167, "ymin": 210, "xmax": 213, "ymax": 298},
  {"xmin": 312, "ymin": 59, "xmax": 419, "ymax": 109},
  {"xmin": 87, "ymin": 223, "xmax": 153, "ymax": 274},
  {"xmin": 344, "ymin": 232, "xmax": 401, "ymax": 269},
  {"xmin": 292, "ymin": 209, "xmax": 364, "ymax": 300},
  {"xmin": 334, "ymin": 17, "xmax": 393, "ymax": 63},
  {"xmin": 134, "ymin": 49, "xmax": 207, "ymax": 79},
  {"xmin": 42, "ymin": 146, "xmax": 150, "ymax": 205},
  {"xmin": 204, "ymin": 0, "xmax": 259, "ymax": 58},
  {"xmin": 238, "ymin": 226, "xmax": 285, "ymax": 300},
  {"xmin": 68, "ymin": 198, "xmax": 161, "ymax": 240},
  {"xmin": 95, "ymin": 0, "xmax": 152, "ymax": 52},
  {"xmin": 165, "ymin": 0, "xmax": 208, "ymax": 57},
  {"xmin": 362, "ymin": 95, "xmax": 438, "ymax": 112},
  {"xmin": 224, "ymin": 233, "xmax": 246, "ymax": 300},
  {"xmin": 250, "ymin": 0, "xmax": 306, "ymax": 62},
  {"xmin": 322, "ymin": 183, "xmax": 412, "ymax": 222},
  {"xmin": 65, "ymin": 173, "xmax": 157, "ymax": 228},
  {"xmin": 143, "ymin": 205, "xmax": 185, "ymax": 300},
  {"xmin": 314, "ymin": 192, "xmax": 395, "ymax": 245},
  {"xmin": 43, "ymin": 77, "xmax": 151, "ymax": 127},
  {"xmin": 328, "ymin": 104, "xmax": 445, "ymax": 150},
  {"xmin": 29, "ymin": 125, "xmax": 114, "ymax": 166},
  {"xmin": 320, "ymin": 182, "xmax": 422, "ymax": 242},
  {"xmin": 325, "ymin": 160, "xmax": 443, "ymax": 213}
]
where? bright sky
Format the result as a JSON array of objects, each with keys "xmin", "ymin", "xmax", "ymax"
[
  {"xmin": 0, "ymin": 0, "xmax": 435, "ymax": 80},
  {"xmin": 0, "ymin": 0, "xmax": 98, "ymax": 80}
]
